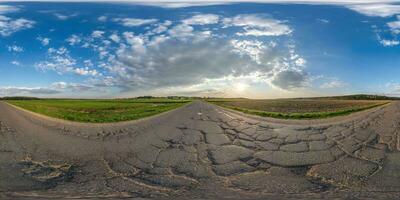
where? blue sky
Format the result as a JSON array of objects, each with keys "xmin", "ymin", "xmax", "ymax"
[{"xmin": 1, "ymin": 1, "xmax": 400, "ymax": 98}]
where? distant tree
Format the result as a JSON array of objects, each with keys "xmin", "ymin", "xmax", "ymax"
[
  {"xmin": 137, "ymin": 96, "xmax": 154, "ymax": 99},
  {"xmin": 2, "ymin": 96, "xmax": 40, "ymax": 100}
]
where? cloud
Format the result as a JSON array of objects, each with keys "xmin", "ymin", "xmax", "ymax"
[
  {"xmin": 83, "ymin": 59, "xmax": 93, "ymax": 67},
  {"xmin": 109, "ymin": 33, "xmax": 121, "ymax": 43},
  {"xmin": 37, "ymin": 36, "xmax": 50, "ymax": 46},
  {"xmin": 98, "ymin": 15, "xmax": 107, "ymax": 22},
  {"xmin": 0, "ymin": 15, "xmax": 35, "ymax": 37},
  {"xmin": 150, "ymin": 21, "xmax": 172, "ymax": 34},
  {"xmin": 167, "ymin": 24, "xmax": 195, "ymax": 38},
  {"xmin": 19, "ymin": 10, "xmax": 310, "ymax": 97},
  {"xmin": 73, "ymin": 67, "xmax": 100, "ymax": 76},
  {"xmin": 54, "ymin": 13, "xmax": 77, "ymax": 20},
  {"xmin": 379, "ymin": 38, "xmax": 400, "ymax": 46},
  {"xmin": 372, "ymin": 24, "xmax": 400, "ymax": 47},
  {"xmin": 222, "ymin": 14, "xmax": 292, "ymax": 36},
  {"xmin": 230, "ymin": 39, "xmax": 266, "ymax": 64},
  {"xmin": 3, "ymin": 1, "xmax": 400, "ymax": 6},
  {"xmin": 320, "ymin": 79, "xmax": 347, "ymax": 89},
  {"xmin": 271, "ymin": 70, "xmax": 309, "ymax": 90},
  {"xmin": 182, "ymin": 14, "xmax": 220, "ymax": 25},
  {"xmin": 11, "ymin": 61, "xmax": 21, "ymax": 66},
  {"xmin": 347, "ymin": 4, "xmax": 400, "ymax": 17},
  {"xmin": 35, "ymin": 47, "xmax": 100, "ymax": 76},
  {"xmin": 91, "ymin": 30, "xmax": 105, "ymax": 38},
  {"xmin": 66, "ymin": 34, "xmax": 82, "ymax": 45},
  {"xmin": 317, "ymin": 18, "xmax": 330, "ymax": 23},
  {"xmin": 26, "ymin": 13, "xmax": 307, "ymax": 94},
  {"xmin": 385, "ymin": 81, "xmax": 400, "ymax": 94},
  {"xmin": 0, "ymin": 82, "xmax": 98, "ymax": 96},
  {"xmin": 36, "ymin": 47, "xmax": 76, "ymax": 74},
  {"xmin": 114, "ymin": 18, "xmax": 158, "ymax": 27},
  {"xmin": 51, "ymin": 82, "xmax": 94, "ymax": 91},
  {"xmin": 127, "ymin": 1, "xmax": 232, "ymax": 8},
  {"xmin": 0, "ymin": 86, "xmax": 60, "ymax": 95},
  {"xmin": 387, "ymin": 16, "xmax": 400, "ymax": 34},
  {"xmin": 0, "ymin": 5, "xmax": 20, "ymax": 14},
  {"xmin": 7, "ymin": 45, "xmax": 24, "ymax": 52},
  {"xmin": 106, "ymin": 25, "xmax": 307, "ymax": 92}
]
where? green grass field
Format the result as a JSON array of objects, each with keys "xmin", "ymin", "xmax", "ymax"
[
  {"xmin": 207, "ymin": 98, "xmax": 389, "ymax": 119},
  {"xmin": 6, "ymin": 99, "xmax": 190, "ymax": 123}
]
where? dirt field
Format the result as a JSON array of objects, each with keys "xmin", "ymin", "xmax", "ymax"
[{"xmin": 208, "ymin": 99, "xmax": 389, "ymax": 119}]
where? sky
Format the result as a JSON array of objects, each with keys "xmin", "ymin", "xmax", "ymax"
[{"xmin": 1, "ymin": 1, "xmax": 400, "ymax": 98}]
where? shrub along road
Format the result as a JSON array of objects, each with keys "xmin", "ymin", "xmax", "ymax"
[{"xmin": 0, "ymin": 100, "xmax": 399, "ymax": 199}]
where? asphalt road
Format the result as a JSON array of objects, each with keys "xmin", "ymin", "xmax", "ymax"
[{"xmin": 0, "ymin": 100, "xmax": 400, "ymax": 199}]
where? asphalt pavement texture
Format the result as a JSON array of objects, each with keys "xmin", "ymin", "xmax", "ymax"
[{"xmin": 0, "ymin": 101, "xmax": 400, "ymax": 199}]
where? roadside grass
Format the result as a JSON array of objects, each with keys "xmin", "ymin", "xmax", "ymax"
[
  {"xmin": 207, "ymin": 99, "xmax": 390, "ymax": 120},
  {"xmin": 6, "ymin": 99, "xmax": 190, "ymax": 123}
]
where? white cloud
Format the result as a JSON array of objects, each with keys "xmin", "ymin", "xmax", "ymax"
[
  {"xmin": 66, "ymin": 34, "xmax": 81, "ymax": 45},
  {"xmin": 148, "ymin": 34, "xmax": 169, "ymax": 46},
  {"xmin": 150, "ymin": 20, "xmax": 172, "ymax": 34},
  {"xmin": 91, "ymin": 30, "xmax": 105, "ymax": 38},
  {"xmin": 36, "ymin": 47, "xmax": 101, "ymax": 77},
  {"xmin": 35, "ymin": 12, "xmax": 307, "ymax": 94},
  {"xmin": 0, "ymin": 15, "xmax": 35, "ymax": 37},
  {"xmin": 11, "ymin": 61, "xmax": 20, "ymax": 66},
  {"xmin": 167, "ymin": 24, "xmax": 194, "ymax": 38},
  {"xmin": 317, "ymin": 18, "xmax": 330, "ymax": 23},
  {"xmin": 0, "ymin": 5, "xmax": 20, "ymax": 14},
  {"xmin": 223, "ymin": 14, "xmax": 292, "ymax": 36},
  {"xmin": 3, "ymin": 1, "xmax": 400, "ymax": 6},
  {"xmin": 107, "ymin": 26, "xmax": 307, "ymax": 92},
  {"xmin": 19, "ymin": 1, "xmax": 398, "ymax": 9},
  {"xmin": 0, "ymin": 81, "xmax": 99, "ymax": 96},
  {"xmin": 295, "ymin": 57, "xmax": 306, "ymax": 67},
  {"xmin": 54, "ymin": 13, "xmax": 77, "ymax": 20},
  {"xmin": 379, "ymin": 39, "xmax": 400, "ymax": 46},
  {"xmin": 7, "ymin": 2, "xmax": 320, "ymax": 96},
  {"xmin": 51, "ymin": 82, "xmax": 94, "ymax": 92},
  {"xmin": 126, "ymin": 1, "xmax": 232, "ymax": 8},
  {"xmin": 387, "ymin": 16, "xmax": 400, "ymax": 34},
  {"xmin": 7, "ymin": 45, "xmax": 24, "ymax": 52},
  {"xmin": 83, "ymin": 59, "xmax": 93, "ymax": 67},
  {"xmin": 347, "ymin": 4, "xmax": 400, "ymax": 17},
  {"xmin": 182, "ymin": 14, "xmax": 220, "ymax": 25},
  {"xmin": 51, "ymin": 81, "xmax": 68, "ymax": 89},
  {"xmin": 114, "ymin": 18, "xmax": 158, "ymax": 27},
  {"xmin": 37, "ymin": 36, "xmax": 50, "ymax": 46},
  {"xmin": 152, "ymin": 24, "xmax": 168, "ymax": 34},
  {"xmin": 386, "ymin": 81, "xmax": 400, "ymax": 92},
  {"xmin": 98, "ymin": 15, "xmax": 107, "ymax": 22},
  {"xmin": 36, "ymin": 47, "xmax": 76, "ymax": 74},
  {"xmin": 320, "ymin": 79, "xmax": 347, "ymax": 89},
  {"xmin": 230, "ymin": 39, "xmax": 266, "ymax": 64},
  {"xmin": 109, "ymin": 33, "xmax": 121, "ymax": 43},
  {"xmin": 74, "ymin": 67, "xmax": 100, "ymax": 76},
  {"xmin": 0, "ymin": 86, "xmax": 60, "ymax": 95},
  {"xmin": 121, "ymin": 32, "xmax": 147, "ymax": 54}
]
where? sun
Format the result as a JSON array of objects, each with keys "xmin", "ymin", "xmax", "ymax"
[{"xmin": 234, "ymin": 82, "xmax": 249, "ymax": 92}]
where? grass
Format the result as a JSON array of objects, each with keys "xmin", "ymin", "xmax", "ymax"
[
  {"xmin": 6, "ymin": 99, "xmax": 190, "ymax": 123},
  {"xmin": 207, "ymin": 99, "xmax": 390, "ymax": 120}
]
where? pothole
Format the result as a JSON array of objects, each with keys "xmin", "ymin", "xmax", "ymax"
[{"xmin": 18, "ymin": 158, "xmax": 74, "ymax": 188}]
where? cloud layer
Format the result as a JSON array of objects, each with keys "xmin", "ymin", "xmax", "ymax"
[
  {"xmin": 0, "ymin": 15, "xmax": 35, "ymax": 36},
  {"xmin": 7, "ymin": 1, "xmax": 397, "ymax": 97},
  {"xmin": 85, "ymin": 14, "xmax": 309, "ymax": 94}
]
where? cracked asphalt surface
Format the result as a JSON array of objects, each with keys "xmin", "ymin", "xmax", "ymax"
[{"xmin": 1, "ymin": 100, "xmax": 400, "ymax": 199}]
